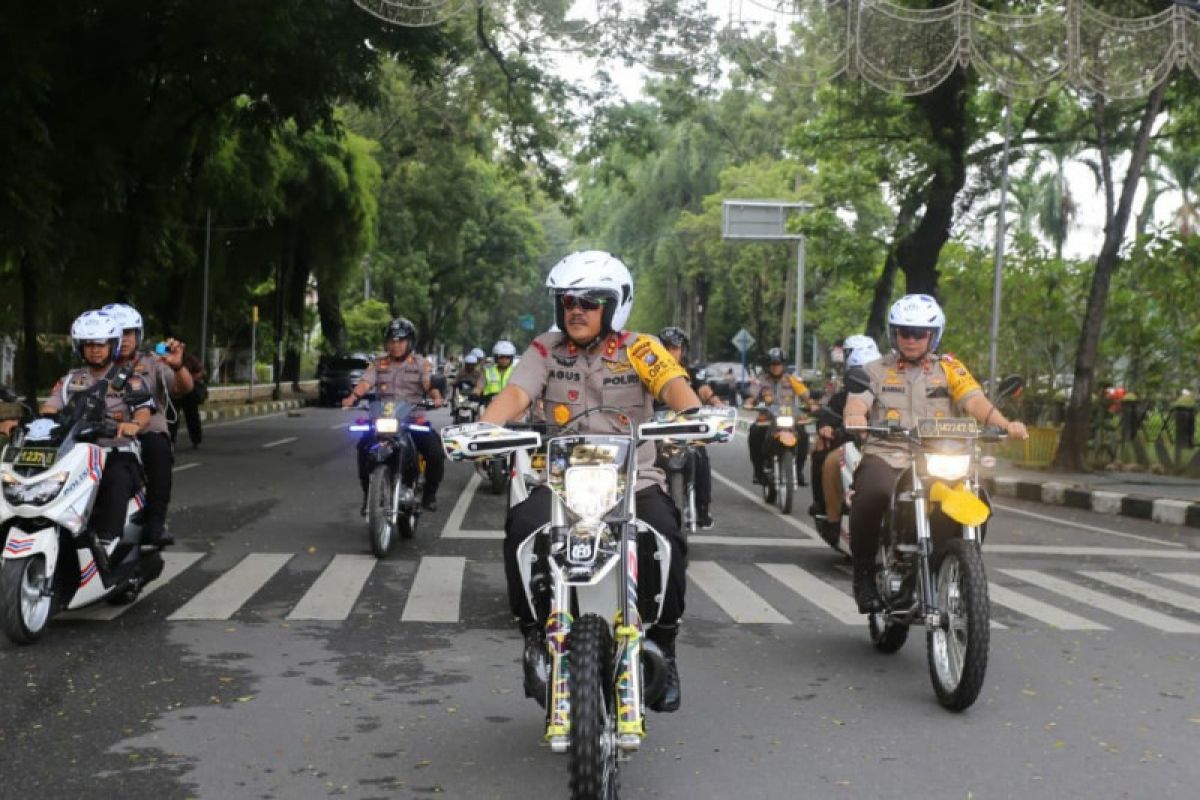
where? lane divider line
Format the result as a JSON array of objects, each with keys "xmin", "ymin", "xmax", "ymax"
[
  {"xmin": 262, "ymin": 436, "xmax": 298, "ymax": 449},
  {"xmin": 172, "ymin": 462, "xmax": 200, "ymax": 473},
  {"xmin": 993, "ymin": 502, "xmax": 1185, "ymax": 548},
  {"xmin": 441, "ymin": 472, "xmax": 485, "ymax": 539}
]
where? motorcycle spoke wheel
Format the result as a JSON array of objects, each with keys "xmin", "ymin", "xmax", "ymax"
[
  {"xmin": 927, "ymin": 538, "xmax": 990, "ymax": 711},
  {"xmin": 367, "ymin": 467, "xmax": 395, "ymax": 558},
  {"xmin": 569, "ymin": 614, "xmax": 618, "ymax": 800},
  {"xmin": 1, "ymin": 556, "xmax": 52, "ymax": 644},
  {"xmin": 776, "ymin": 452, "xmax": 793, "ymax": 514}
]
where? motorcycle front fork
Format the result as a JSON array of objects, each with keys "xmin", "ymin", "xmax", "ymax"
[{"xmin": 909, "ymin": 473, "xmax": 943, "ymax": 629}]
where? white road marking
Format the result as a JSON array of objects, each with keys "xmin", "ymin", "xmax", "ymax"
[
  {"xmin": 986, "ymin": 545, "xmax": 1200, "ymax": 560},
  {"xmin": 68, "ymin": 552, "xmax": 205, "ymax": 621},
  {"xmin": 330, "ymin": 422, "xmax": 352, "ymax": 430},
  {"xmin": 1000, "ymin": 569, "xmax": 1200, "ymax": 634},
  {"xmin": 1080, "ymin": 571, "xmax": 1200, "ymax": 616},
  {"xmin": 441, "ymin": 472, "xmax": 498, "ymax": 539},
  {"xmin": 168, "ymin": 553, "xmax": 293, "ymax": 621},
  {"xmin": 689, "ymin": 560, "xmax": 789, "ymax": 624},
  {"xmin": 172, "ymin": 462, "xmax": 200, "ymax": 473},
  {"xmin": 401, "ymin": 556, "xmax": 466, "ymax": 622},
  {"xmin": 287, "ymin": 554, "xmax": 378, "ymax": 621},
  {"xmin": 209, "ymin": 412, "xmax": 285, "ymax": 428},
  {"xmin": 261, "ymin": 436, "xmax": 298, "ymax": 449},
  {"xmin": 758, "ymin": 563, "xmax": 860, "ymax": 625},
  {"xmin": 993, "ymin": 503, "xmax": 1185, "ymax": 548},
  {"xmin": 1157, "ymin": 573, "xmax": 1200, "ymax": 590},
  {"xmin": 690, "ymin": 535, "xmax": 821, "ymax": 548},
  {"xmin": 987, "ymin": 581, "xmax": 1108, "ymax": 631},
  {"xmin": 711, "ymin": 469, "xmax": 824, "ymax": 544},
  {"xmin": 829, "ymin": 563, "xmax": 1006, "ymax": 628}
]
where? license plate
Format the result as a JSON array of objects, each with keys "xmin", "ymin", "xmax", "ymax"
[
  {"xmin": 15, "ymin": 448, "xmax": 57, "ymax": 468},
  {"xmin": 916, "ymin": 417, "xmax": 979, "ymax": 438}
]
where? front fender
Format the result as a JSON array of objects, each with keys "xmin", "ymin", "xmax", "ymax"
[{"xmin": 3, "ymin": 527, "xmax": 59, "ymax": 571}]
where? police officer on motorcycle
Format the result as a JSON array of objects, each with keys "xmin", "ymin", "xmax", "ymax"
[
  {"xmin": 842, "ymin": 294, "xmax": 1028, "ymax": 612},
  {"xmin": 480, "ymin": 250, "xmax": 702, "ymax": 714},
  {"xmin": 342, "ymin": 318, "xmax": 445, "ymax": 513},
  {"xmin": 744, "ymin": 347, "xmax": 813, "ymax": 486},
  {"xmin": 476, "ymin": 340, "xmax": 518, "ymax": 404},
  {"xmin": 658, "ymin": 326, "xmax": 720, "ymax": 530}
]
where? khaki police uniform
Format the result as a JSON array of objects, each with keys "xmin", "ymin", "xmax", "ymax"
[
  {"xmin": 45, "ymin": 368, "xmax": 155, "ymax": 448},
  {"xmin": 747, "ymin": 373, "xmax": 810, "ymax": 407},
  {"xmin": 355, "ymin": 352, "xmax": 443, "ymax": 499},
  {"xmin": 128, "ymin": 353, "xmax": 177, "ymax": 436},
  {"xmin": 746, "ymin": 372, "xmax": 812, "ymax": 482}
]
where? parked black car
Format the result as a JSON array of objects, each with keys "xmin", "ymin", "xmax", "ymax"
[{"xmin": 318, "ymin": 353, "xmax": 373, "ymax": 406}]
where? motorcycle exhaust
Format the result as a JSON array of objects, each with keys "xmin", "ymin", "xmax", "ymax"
[{"xmin": 640, "ymin": 639, "xmax": 669, "ymax": 709}]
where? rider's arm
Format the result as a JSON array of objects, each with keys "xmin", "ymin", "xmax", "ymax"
[
  {"xmin": 697, "ymin": 383, "xmax": 722, "ymax": 406},
  {"xmin": 662, "ymin": 375, "xmax": 702, "ymax": 412},
  {"xmin": 843, "ymin": 395, "xmax": 870, "ymax": 429},
  {"xmin": 479, "ymin": 384, "xmax": 532, "ymax": 424},
  {"xmin": 961, "ymin": 393, "xmax": 1028, "ymax": 439}
]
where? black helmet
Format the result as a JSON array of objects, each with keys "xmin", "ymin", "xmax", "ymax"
[
  {"xmin": 383, "ymin": 317, "xmax": 416, "ymax": 343},
  {"xmin": 659, "ymin": 326, "xmax": 689, "ymax": 350},
  {"xmin": 766, "ymin": 347, "xmax": 786, "ymax": 364}
]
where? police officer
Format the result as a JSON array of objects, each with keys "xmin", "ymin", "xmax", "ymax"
[
  {"xmin": 476, "ymin": 340, "xmax": 517, "ymax": 403},
  {"xmin": 744, "ymin": 347, "xmax": 813, "ymax": 486},
  {"xmin": 0, "ymin": 386, "xmax": 23, "ymax": 446},
  {"xmin": 343, "ymin": 318, "xmax": 445, "ymax": 513},
  {"xmin": 843, "ymin": 294, "xmax": 1028, "ymax": 612},
  {"xmin": 658, "ymin": 326, "xmax": 720, "ymax": 530},
  {"xmin": 42, "ymin": 310, "xmax": 156, "ymax": 566},
  {"xmin": 481, "ymin": 250, "xmax": 701, "ymax": 714},
  {"xmin": 103, "ymin": 303, "xmax": 192, "ymax": 547}
]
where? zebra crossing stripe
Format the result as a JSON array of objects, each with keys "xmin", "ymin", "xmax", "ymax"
[
  {"xmin": 168, "ymin": 553, "xmax": 293, "ymax": 621},
  {"xmin": 758, "ymin": 563, "xmax": 861, "ymax": 625},
  {"xmin": 69, "ymin": 552, "xmax": 205, "ymax": 621},
  {"xmin": 1157, "ymin": 573, "xmax": 1200, "ymax": 590},
  {"xmin": 1079, "ymin": 571, "xmax": 1200, "ymax": 616},
  {"xmin": 689, "ymin": 561, "xmax": 789, "ymax": 624},
  {"xmin": 987, "ymin": 581, "xmax": 1109, "ymax": 631},
  {"xmin": 1000, "ymin": 569, "xmax": 1200, "ymax": 634},
  {"xmin": 287, "ymin": 554, "xmax": 378, "ymax": 621},
  {"xmin": 401, "ymin": 556, "xmax": 466, "ymax": 622}
]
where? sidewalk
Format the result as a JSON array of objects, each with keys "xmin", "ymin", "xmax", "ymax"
[
  {"xmin": 983, "ymin": 459, "xmax": 1200, "ymax": 529},
  {"xmin": 198, "ymin": 382, "xmax": 317, "ymax": 423}
]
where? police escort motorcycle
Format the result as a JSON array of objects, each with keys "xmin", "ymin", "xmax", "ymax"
[
  {"xmin": 0, "ymin": 380, "xmax": 163, "ymax": 644},
  {"xmin": 752, "ymin": 402, "xmax": 807, "ymax": 514},
  {"xmin": 442, "ymin": 405, "xmax": 735, "ymax": 799},
  {"xmin": 351, "ymin": 397, "xmax": 436, "ymax": 558}
]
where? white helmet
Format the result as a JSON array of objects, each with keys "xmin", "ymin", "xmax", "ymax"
[
  {"xmin": 71, "ymin": 310, "xmax": 123, "ymax": 362},
  {"xmin": 846, "ymin": 339, "xmax": 881, "ymax": 368},
  {"xmin": 493, "ymin": 340, "xmax": 517, "ymax": 358},
  {"xmin": 887, "ymin": 294, "xmax": 945, "ymax": 352},
  {"xmin": 464, "ymin": 353, "xmax": 480, "ymax": 366},
  {"xmin": 102, "ymin": 302, "xmax": 144, "ymax": 348},
  {"xmin": 470, "ymin": 347, "xmax": 486, "ymax": 360},
  {"xmin": 546, "ymin": 250, "xmax": 634, "ymax": 336}
]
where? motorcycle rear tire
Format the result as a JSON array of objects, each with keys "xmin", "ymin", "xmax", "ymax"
[
  {"xmin": 1, "ymin": 556, "xmax": 52, "ymax": 644},
  {"xmin": 569, "ymin": 613, "xmax": 618, "ymax": 800},
  {"xmin": 927, "ymin": 538, "xmax": 990, "ymax": 711},
  {"xmin": 367, "ymin": 465, "xmax": 396, "ymax": 558},
  {"xmin": 776, "ymin": 451, "xmax": 794, "ymax": 515},
  {"xmin": 760, "ymin": 459, "xmax": 776, "ymax": 505}
]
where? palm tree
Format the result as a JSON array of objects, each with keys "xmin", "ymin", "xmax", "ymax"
[
  {"xmin": 1034, "ymin": 141, "xmax": 1078, "ymax": 259},
  {"xmin": 1155, "ymin": 141, "xmax": 1200, "ymax": 237}
]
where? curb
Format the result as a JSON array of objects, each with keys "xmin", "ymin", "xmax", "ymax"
[
  {"xmin": 982, "ymin": 475, "xmax": 1200, "ymax": 530},
  {"xmin": 199, "ymin": 398, "xmax": 312, "ymax": 423}
]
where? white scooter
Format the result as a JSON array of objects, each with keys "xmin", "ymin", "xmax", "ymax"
[{"xmin": 0, "ymin": 383, "xmax": 163, "ymax": 644}]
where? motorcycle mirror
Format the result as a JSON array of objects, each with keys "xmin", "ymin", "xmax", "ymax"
[
  {"xmin": 844, "ymin": 367, "xmax": 871, "ymax": 394},
  {"xmin": 995, "ymin": 374, "xmax": 1024, "ymax": 401}
]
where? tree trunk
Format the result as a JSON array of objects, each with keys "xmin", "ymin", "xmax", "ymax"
[
  {"xmin": 282, "ymin": 234, "xmax": 310, "ymax": 387},
  {"xmin": 18, "ymin": 253, "xmax": 39, "ymax": 407},
  {"xmin": 316, "ymin": 271, "xmax": 348, "ymax": 355},
  {"xmin": 866, "ymin": 171, "xmax": 936, "ymax": 340},
  {"xmin": 1053, "ymin": 85, "xmax": 1167, "ymax": 471}
]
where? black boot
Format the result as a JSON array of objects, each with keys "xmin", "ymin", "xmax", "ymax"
[
  {"xmin": 360, "ymin": 479, "xmax": 369, "ymax": 517},
  {"xmin": 520, "ymin": 622, "xmax": 548, "ymax": 708},
  {"xmin": 852, "ymin": 564, "xmax": 884, "ymax": 614},
  {"xmin": 143, "ymin": 511, "xmax": 174, "ymax": 547},
  {"xmin": 648, "ymin": 624, "xmax": 681, "ymax": 713}
]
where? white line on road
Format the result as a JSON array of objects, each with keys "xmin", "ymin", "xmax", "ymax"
[
  {"xmin": 689, "ymin": 560, "xmax": 790, "ymax": 624},
  {"xmin": 68, "ymin": 552, "xmax": 205, "ymax": 621},
  {"xmin": 1157, "ymin": 573, "xmax": 1200, "ymax": 590},
  {"xmin": 710, "ymin": 469, "xmax": 823, "ymax": 543},
  {"xmin": 758, "ymin": 563, "xmax": 860, "ymax": 625},
  {"xmin": 172, "ymin": 462, "xmax": 200, "ymax": 473},
  {"xmin": 441, "ymin": 472, "xmax": 492, "ymax": 539},
  {"xmin": 1000, "ymin": 569, "xmax": 1200, "ymax": 634},
  {"xmin": 993, "ymin": 503, "xmax": 1185, "ymax": 548},
  {"xmin": 168, "ymin": 553, "xmax": 293, "ymax": 621},
  {"xmin": 690, "ymin": 535, "xmax": 821, "ymax": 548},
  {"xmin": 330, "ymin": 422, "xmax": 351, "ymax": 430},
  {"xmin": 1080, "ymin": 571, "xmax": 1200, "ymax": 616},
  {"xmin": 986, "ymin": 545, "xmax": 1200, "ymax": 560},
  {"xmin": 401, "ymin": 556, "xmax": 466, "ymax": 622},
  {"xmin": 209, "ymin": 412, "xmax": 285, "ymax": 428},
  {"xmin": 987, "ymin": 581, "xmax": 1108, "ymax": 631},
  {"xmin": 287, "ymin": 554, "xmax": 377, "ymax": 621},
  {"xmin": 261, "ymin": 436, "xmax": 298, "ymax": 449}
]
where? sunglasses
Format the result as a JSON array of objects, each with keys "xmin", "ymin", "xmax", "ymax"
[
  {"xmin": 560, "ymin": 294, "xmax": 608, "ymax": 312},
  {"xmin": 896, "ymin": 327, "xmax": 932, "ymax": 340}
]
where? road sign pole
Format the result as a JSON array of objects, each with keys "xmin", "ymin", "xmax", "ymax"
[{"xmin": 794, "ymin": 236, "xmax": 805, "ymax": 375}]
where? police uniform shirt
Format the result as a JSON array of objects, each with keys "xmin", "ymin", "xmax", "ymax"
[
  {"xmin": 130, "ymin": 353, "xmax": 176, "ymax": 435},
  {"xmin": 45, "ymin": 368, "xmax": 156, "ymax": 448},
  {"xmin": 360, "ymin": 353, "xmax": 431, "ymax": 403},
  {"xmin": 749, "ymin": 373, "xmax": 810, "ymax": 408},
  {"xmin": 507, "ymin": 331, "xmax": 689, "ymax": 491},
  {"xmin": 848, "ymin": 352, "xmax": 983, "ymax": 468}
]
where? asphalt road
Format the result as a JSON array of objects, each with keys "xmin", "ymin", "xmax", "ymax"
[{"xmin": 2, "ymin": 407, "xmax": 1198, "ymax": 799}]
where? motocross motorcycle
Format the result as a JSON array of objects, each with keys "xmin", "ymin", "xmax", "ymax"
[
  {"xmin": 443, "ymin": 406, "xmax": 735, "ymax": 799},
  {"xmin": 752, "ymin": 403, "xmax": 808, "ymax": 514},
  {"xmin": 350, "ymin": 397, "xmax": 435, "ymax": 558},
  {"xmin": 0, "ymin": 377, "xmax": 163, "ymax": 644},
  {"xmin": 845, "ymin": 375, "xmax": 1021, "ymax": 711}
]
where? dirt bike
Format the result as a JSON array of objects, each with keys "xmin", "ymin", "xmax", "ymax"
[
  {"xmin": 752, "ymin": 403, "xmax": 808, "ymax": 514},
  {"xmin": 0, "ymin": 378, "xmax": 163, "ymax": 644},
  {"xmin": 350, "ymin": 397, "xmax": 435, "ymax": 558},
  {"xmin": 656, "ymin": 438, "xmax": 700, "ymax": 538},
  {"xmin": 442, "ymin": 406, "xmax": 735, "ymax": 799}
]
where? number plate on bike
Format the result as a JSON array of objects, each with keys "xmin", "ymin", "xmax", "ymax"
[
  {"xmin": 916, "ymin": 417, "xmax": 979, "ymax": 438},
  {"xmin": 14, "ymin": 448, "xmax": 56, "ymax": 468}
]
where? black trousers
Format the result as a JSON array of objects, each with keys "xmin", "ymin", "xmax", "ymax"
[
  {"xmin": 504, "ymin": 486, "xmax": 687, "ymax": 628},
  {"xmin": 810, "ymin": 448, "xmax": 828, "ymax": 514},
  {"xmin": 848, "ymin": 455, "xmax": 903, "ymax": 570},
  {"xmin": 90, "ymin": 452, "xmax": 143, "ymax": 540},
  {"xmin": 747, "ymin": 423, "xmax": 809, "ymax": 480},
  {"xmin": 169, "ymin": 393, "xmax": 203, "ymax": 446},
  {"xmin": 137, "ymin": 432, "xmax": 174, "ymax": 530},
  {"xmin": 356, "ymin": 428, "xmax": 445, "ymax": 498},
  {"xmin": 694, "ymin": 447, "xmax": 712, "ymax": 514}
]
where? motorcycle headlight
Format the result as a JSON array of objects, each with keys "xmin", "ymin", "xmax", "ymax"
[
  {"xmin": 374, "ymin": 418, "xmax": 399, "ymax": 434},
  {"xmin": 775, "ymin": 415, "xmax": 795, "ymax": 428},
  {"xmin": 924, "ymin": 454, "xmax": 972, "ymax": 481},
  {"xmin": 562, "ymin": 465, "xmax": 620, "ymax": 520},
  {"xmin": 2, "ymin": 471, "xmax": 69, "ymax": 506}
]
